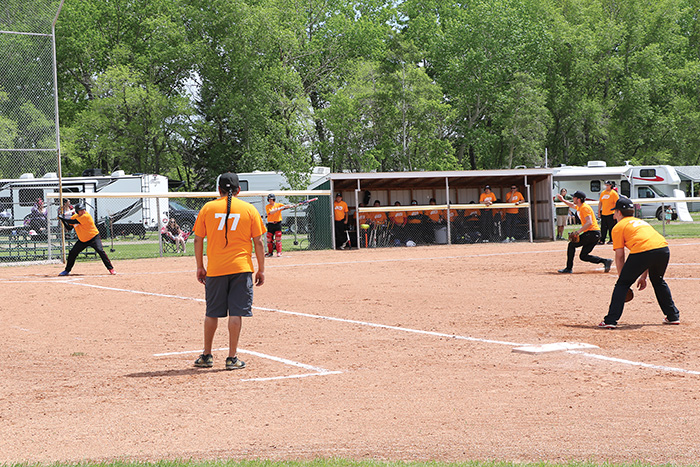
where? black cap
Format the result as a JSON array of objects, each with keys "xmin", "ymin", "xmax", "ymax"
[
  {"xmin": 484, "ymin": 185, "xmax": 491, "ymax": 189},
  {"xmin": 217, "ymin": 172, "xmax": 239, "ymax": 191},
  {"xmin": 572, "ymin": 190, "xmax": 586, "ymax": 200},
  {"xmin": 335, "ymin": 193, "xmax": 342, "ymax": 197},
  {"xmin": 605, "ymin": 180, "xmax": 613, "ymax": 186},
  {"xmin": 614, "ymin": 197, "xmax": 634, "ymax": 211}
]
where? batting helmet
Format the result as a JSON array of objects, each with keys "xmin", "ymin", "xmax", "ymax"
[
  {"xmin": 74, "ymin": 202, "xmax": 86, "ymax": 212},
  {"xmin": 267, "ymin": 193, "xmax": 276, "ymax": 201}
]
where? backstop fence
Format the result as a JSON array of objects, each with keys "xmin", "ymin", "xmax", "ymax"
[{"xmin": 0, "ymin": 0, "xmax": 64, "ymax": 180}]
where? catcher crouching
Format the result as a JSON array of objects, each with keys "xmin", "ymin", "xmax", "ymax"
[
  {"xmin": 556, "ymin": 190, "xmax": 613, "ymax": 274},
  {"xmin": 598, "ymin": 197, "xmax": 680, "ymax": 328}
]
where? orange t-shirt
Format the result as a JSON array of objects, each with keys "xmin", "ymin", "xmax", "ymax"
[
  {"xmin": 505, "ymin": 191, "xmax": 524, "ymax": 214},
  {"xmin": 447, "ymin": 209, "xmax": 459, "ymax": 222},
  {"xmin": 599, "ymin": 189, "xmax": 620, "ymax": 216},
  {"xmin": 194, "ymin": 196, "xmax": 266, "ymax": 277},
  {"xmin": 611, "ymin": 216, "xmax": 668, "ymax": 254},
  {"xmin": 72, "ymin": 212, "xmax": 99, "ymax": 242},
  {"xmin": 334, "ymin": 201, "xmax": 348, "ymax": 221},
  {"xmin": 427, "ymin": 208, "xmax": 443, "ymax": 222},
  {"xmin": 370, "ymin": 211, "xmax": 387, "ymax": 225},
  {"xmin": 265, "ymin": 202, "xmax": 285, "ymax": 223},
  {"xmin": 480, "ymin": 192, "xmax": 497, "ymax": 206},
  {"xmin": 358, "ymin": 210, "xmax": 370, "ymax": 225},
  {"xmin": 407, "ymin": 209, "xmax": 423, "ymax": 224},
  {"xmin": 389, "ymin": 211, "xmax": 406, "ymax": 225},
  {"xmin": 576, "ymin": 203, "xmax": 600, "ymax": 232}
]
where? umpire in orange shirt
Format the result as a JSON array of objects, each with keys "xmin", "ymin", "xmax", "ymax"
[
  {"xmin": 193, "ymin": 172, "xmax": 266, "ymax": 370},
  {"xmin": 599, "ymin": 197, "xmax": 680, "ymax": 328}
]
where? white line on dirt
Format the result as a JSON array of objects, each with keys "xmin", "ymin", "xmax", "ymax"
[
  {"xmin": 153, "ymin": 346, "xmax": 340, "ymax": 381},
  {"xmin": 26, "ymin": 276, "xmax": 700, "ymax": 377}
]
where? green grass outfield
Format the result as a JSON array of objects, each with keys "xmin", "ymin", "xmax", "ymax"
[{"xmin": 1, "ymin": 460, "xmax": 692, "ymax": 467}]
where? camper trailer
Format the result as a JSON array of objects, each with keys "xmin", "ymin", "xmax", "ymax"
[
  {"xmin": 238, "ymin": 167, "xmax": 331, "ymax": 229},
  {"xmin": 552, "ymin": 162, "xmax": 692, "ymax": 221},
  {"xmin": 0, "ymin": 170, "xmax": 168, "ymax": 237}
]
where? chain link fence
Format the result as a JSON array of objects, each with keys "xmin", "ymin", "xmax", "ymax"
[
  {"xmin": 0, "ymin": 0, "xmax": 63, "ymax": 181},
  {"xmin": 354, "ymin": 204, "xmax": 532, "ymax": 249}
]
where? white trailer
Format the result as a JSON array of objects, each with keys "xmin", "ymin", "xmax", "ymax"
[
  {"xmin": 552, "ymin": 162, "xmax": 692, "ymax": 221},
  {"xmin": 0, "ymin": 170, "xmax": 169, "ymax": 236},
  {"xmin": 237, "ymin": 167, "xmax": 330, "ymax": 227}
]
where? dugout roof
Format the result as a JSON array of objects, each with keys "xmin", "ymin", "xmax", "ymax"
[{"xmin": 327, "ymin": 168, "xmax": 553, "ymax": 191}]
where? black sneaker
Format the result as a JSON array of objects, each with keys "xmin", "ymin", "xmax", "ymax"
[
  {"xmin": 225, "ymin": 356, "xmax": 245, "ymax": 370},
  {"xmin": 558, "ymin": 268, "xmax": 573, "ymax": 274},
  {"xmin": 194, "ymin": 353, "xmax": 213, "ymax": 368},
  {"xmin": 265, "ymin": 252, "xmax": 273, "ymax": 257},
  {"xmin": 603, "ymin": 259, "xmax": 613, "ymax": 273}
]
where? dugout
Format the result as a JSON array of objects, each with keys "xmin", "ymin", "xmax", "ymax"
[{"xmin": 324, "ymin": 169, "xmax": 555, "ymax": 247}]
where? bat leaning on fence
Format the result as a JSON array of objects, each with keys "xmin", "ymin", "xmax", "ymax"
[{"xmin": 268, "ymin": 197, "xmax": 319, "ymax": 214}]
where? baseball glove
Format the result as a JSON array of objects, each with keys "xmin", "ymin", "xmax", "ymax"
[
  {"xmin": 568, "ymin": 231, "xmax": 580, "ymax": 243},
  {"xmin": 625, "ymin": 288, "xmax": 634, "ymax": 302}
]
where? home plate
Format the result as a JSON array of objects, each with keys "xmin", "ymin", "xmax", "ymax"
[{"xmin": 512, "ymin": 342, "xmax": 599, "ymax": 354}]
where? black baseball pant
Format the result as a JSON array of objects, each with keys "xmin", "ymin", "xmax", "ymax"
[
  {"xmin": 603, "ymin": 246, "xmax": 680, "ymax": 325},
  {"xmin": 600, "ymin": 214, "xmax": 616, "ymax": 242},
  {"xmin": 566, "ymin": 230, "xmax": 606, "ymax": 270},
  {"xmin": 65, "ymin": 235, "xmax": 114, "ymax": 272}
]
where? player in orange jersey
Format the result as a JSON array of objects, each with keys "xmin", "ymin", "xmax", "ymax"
[
  {"xmin": 265, "ymin": 193, "xmax": 289, "ymax": 257},
  {"xmin": 57, "ymin": 202, "xmax": 115, "ymax": 276},
  {"xmin": 598, "ymin": 197, "xmax": 680, "ymax": 328},
  {"xmin": 503, "ymin": 184, "xmax": 525, "ymax": 242},
  {"xmin": 479, "ymin": 185, "xmax": 497, "ymax": 242},
  {"xmin": 556, "ymin": 190, "xmax": 612, "ymax": 274},
  {"xmin": 193, "ymin": 173, "xmax": 266, "ymax": 370},
  {"xmin": 334, "ymin": 193, "xmax": 349, "ymax": 249},
  {"xmin": 598, "ymin": 180, "xmax": 620, "ymax": 245}
]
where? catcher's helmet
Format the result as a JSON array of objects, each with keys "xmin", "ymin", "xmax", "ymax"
[
  {"xmin": 267, "ymin": 193, "xmax": 276, "ymax": 201},
  {"xmin": 74, "ymin": 202, "xmax": 86, "ymax": 212}
]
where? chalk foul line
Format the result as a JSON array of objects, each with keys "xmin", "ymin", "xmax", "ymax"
[{"xmin": 65, "ymin": 281, "xmax": 700, "ymax": 377}]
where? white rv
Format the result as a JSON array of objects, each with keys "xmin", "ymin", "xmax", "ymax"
[
  {"xmin": 0, "ymin": 170, "xmax": 168, "ymax": 236},
  {"xmin": 238, "ymin": 167, "xmax": 330, "ymax": 228},
  {"xmin": 552, "ymin": 162, "xmax": 692, "ymax": 221}
]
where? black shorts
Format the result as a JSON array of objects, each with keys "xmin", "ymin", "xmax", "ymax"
[
  {"xmin": 267, "ymin": 222, "xmax": 282, "ymax": 234},
  {"xmin": 205, "ymin": 272, "xmax": 254, "ymax": 318}
]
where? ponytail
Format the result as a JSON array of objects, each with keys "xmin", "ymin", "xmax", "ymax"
[{"xmin": 224, "ymin": 189, "xmax": 233, "ymax": 247}]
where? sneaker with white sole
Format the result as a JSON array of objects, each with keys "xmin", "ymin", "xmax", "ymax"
[
  {"xmin": 194, "ymin": 353, "xmax": 213, "ymax": 368},
  {"xmin": 663, "ymin": 317, "xmax": 680, "ymax": 325},
  {"xmin": 597, "ymin": 321, "xmax": 617, "ymax": 329},
  {"xmin": 225, "ymin": 356, "xmax": 245, "ymax": 370}
]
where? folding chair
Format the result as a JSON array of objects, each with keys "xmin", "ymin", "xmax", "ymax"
[{"xmin": 161, "ymin": 227, "xmax": 191, "ymax": 253}]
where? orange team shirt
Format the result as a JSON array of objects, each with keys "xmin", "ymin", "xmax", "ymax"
[
  {"xmin": 407, "ymin": 209, "xmax": 423, "ymax": 224},
  {"xmin": 427, "ymin": 208, "xmax": 443, "ymax": 222},
  {"xmin": 576, "ymin": 202, "xmax": 600, "ymax": 232},
  {"xmin": 357, "ymin": 210, "xmax": 370, "ymax": 225},
  {"xmin": 370, "ymin": 211, "xmax": 387, "ymax": 225},
  {"xmin": 265, "ymin": 202, "xmax": 285, "ymax": 223},
  {"xmin": 599, "ymin": 189, "xmax": 620, "ymax": 216},
  {"xmin": 194, "ymin": 196, "xmax": 266, "ymax": 277},
  {"xmin": 505, "ymin": 191, "xmax": 525, "ymax": 214},
  {"xmin": 389, "ymin": 210, "xmax": 406, "ymax": 225},
  {"xmin": 464, "ymin": 208, "xmax": 480, "ymax": 221},
  {"xmin": 334, "ymin": 200, "xmax": 348, "ymax": 221},
  {"xmin": 480, "ymin": 192, "xmax": 497, "ymax": 205},
  {"xmin": 71, "ymin": 211, "xmax": 99, "ymax": 242},
  {"xmin": 611, "ymin": 216, "xmax": 668, "ymax": 254},
  {"xmin": 447, "ymin": 209, "xmax": 459, "ymax": 222}
]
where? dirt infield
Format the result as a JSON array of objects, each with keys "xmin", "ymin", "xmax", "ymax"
[{"xmin": 1, "ymin": 240, "xmax": 700, "ymax": 464}]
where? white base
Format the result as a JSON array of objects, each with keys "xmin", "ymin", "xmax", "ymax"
[{"xmin": 512, "ymin": 342, "xmax": 599, "ymax": 354}]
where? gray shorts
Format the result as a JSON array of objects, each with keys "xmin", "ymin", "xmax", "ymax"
[
  {"xmin": 205, "ymin": 272, "xmax": 254, "ymax": 318},
  {"xmin": 557, "ymin": 214, "xmax": 568, "ymax": 227}
]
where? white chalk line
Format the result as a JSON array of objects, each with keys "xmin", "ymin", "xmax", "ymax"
[
  {"xmin": 568, "ymin": 350, "xmax": 700, "ymax": 376},
  {"xmin": 15, "ymin": 268, "xmax": 700, "ymax": 374},
  {"xmin": 153, "ymin": 347, "xmax": 341, "ymax": 382}
]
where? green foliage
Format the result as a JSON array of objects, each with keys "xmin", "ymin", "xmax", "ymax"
[{"xmin": 26, "ymin": 0, "xmax": 700, "ymax": 189}]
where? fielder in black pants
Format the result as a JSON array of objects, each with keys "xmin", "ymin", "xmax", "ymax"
[
  {"xmin": 563, "ymin": 230, "xmax": 609, "ymax": 272},
  {"xmin": 600, "ymin": 214, "xmax": 616, "ymax": 243},
  {"xmin": 600, "ymin": 197, "xmax": 680, "ymax": 327}
]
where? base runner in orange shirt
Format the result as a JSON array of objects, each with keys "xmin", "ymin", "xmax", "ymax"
[
  {"xmin": 57, "ymin": 202, "xmax": 115, "ymax": 276},
  {"xmin": 599, "ymin": 197, "xmax": 680, "ymax": 328},
  {"xmin": 193, "ymin": 173, "xmax": 266, "ymax": 370}
]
